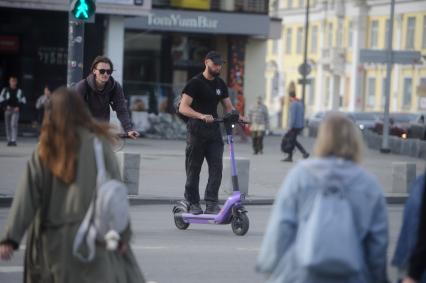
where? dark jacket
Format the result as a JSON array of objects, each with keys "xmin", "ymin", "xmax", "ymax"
[
  {"xmin": 75, "ymin": 74, "xmax": 132, "ymax": 132},
  {"xmin": 392, "ymin": 174, "xmax": 426, "ymax": 283}
]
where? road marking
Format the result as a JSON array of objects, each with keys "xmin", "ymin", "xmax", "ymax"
[
  {"xmin": 0, "ymin": 266, "xmax": 23, "ymax": 273},
  {"xmin": 132, "ymin": 246, "xmax": 167, "ymax": 250},
  {"xmin": 235, "ymin": 247, "xmax": 260, "ymax": 252}
]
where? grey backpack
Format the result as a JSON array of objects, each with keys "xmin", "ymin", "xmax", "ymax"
[
  {"xmin": 294, "ymin": 175, "xmax": 362, "ymax": 276},
  {"xmin": 73, "ymin": 137, "xmax": 130, "ymax": 262}
]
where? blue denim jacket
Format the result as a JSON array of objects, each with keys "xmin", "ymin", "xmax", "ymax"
[
  {"xmin": 256, "ymin": 158, "xmax": 389, "ymax": 283},
  {"xmin": 392, "ymin": 174, "xmax": 426, "ymax": 283},
  {"xmin": 289, "ymin": 100, "xmax": 305, "ymax": 129}
]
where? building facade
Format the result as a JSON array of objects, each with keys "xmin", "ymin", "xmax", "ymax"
[
  {"xmin": 0, "ymin": 0, "xmax": 280, "ymax": 123},
  {"xmin": 267, "ymin": 0, "xmax": 426, "ymax": 128}
]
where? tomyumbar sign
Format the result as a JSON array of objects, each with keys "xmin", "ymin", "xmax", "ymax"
[
  {"xmin": 147, "ymin": 13, "xmax": 218, "ymax": 29},
  {"xmin": 125, "ymin": 9, "xmax": 270, "ymax": 37}
]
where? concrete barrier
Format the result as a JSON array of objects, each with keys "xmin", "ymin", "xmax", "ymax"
[
  {"xmin": 221, "ymin": 158, "xmax": 250, "ymax": 196},
  {"xmin": 115, "ymin": 152, "xmax": 141, "ymax": 195},
  {"xmin": 392, "ymin": 162, "xmax": 416, "ymax": 194},
  {"xmin": 363, "ymin": 130, "xmax": 426, "ymax": 159}
]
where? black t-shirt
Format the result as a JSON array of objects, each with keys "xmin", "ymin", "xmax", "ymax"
[{"xmin": 181, "ymin": 73, "xmax": 229, "ymax": 118}]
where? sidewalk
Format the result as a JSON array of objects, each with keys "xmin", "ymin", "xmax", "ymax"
[{"xmin": 0, "ymin": 135, "xmax": 424, "ymax": 207}]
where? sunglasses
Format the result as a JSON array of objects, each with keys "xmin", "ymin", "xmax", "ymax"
[{"xmin": 97, "ymin": 69, "xmax": 113, "ymax": 75}]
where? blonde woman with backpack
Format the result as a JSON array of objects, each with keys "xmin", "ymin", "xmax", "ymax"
[
  {"xmin": 256, "ymin": 112, "xmax": 389, "ymax": 283},
  {"xmin": 0, "ymin": 87, "xmax": 145, "ymax": 283}
]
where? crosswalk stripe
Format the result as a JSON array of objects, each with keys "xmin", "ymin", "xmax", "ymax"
[{"xmin": 0, "ymin": 266, "xmax": 23, "ymax": 273}]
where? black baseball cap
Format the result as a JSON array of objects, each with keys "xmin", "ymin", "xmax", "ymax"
[{"xmin": 205, "ymin": 51, "xmax": 226, "ymax": 65}]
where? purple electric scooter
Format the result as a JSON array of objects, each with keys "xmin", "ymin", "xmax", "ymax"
[{"xmin": 173, "ymin": 110, "xmax": 249, "ymax": 236}]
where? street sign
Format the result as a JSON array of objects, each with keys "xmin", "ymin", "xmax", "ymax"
[
  {"xmin": 298, "ymin": 62, "xmax": 312, "ymax": 76},
  {"xmin": 71, "ymin": 0, "xmax": 96, "ymax": 22},
  {"xmin": 359, "ymin": 49, "xmax": 422, "ymax": 65},
  {"xmin": 298, "ymin": 78, "xmax": 312, "ymax": 85}
]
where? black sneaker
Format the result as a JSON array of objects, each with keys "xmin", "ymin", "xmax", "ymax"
[
  {"xmin": 7, "ymin": 142, "xmax": 12, "ymax": 146},
  {"xmin": 303, "ymin": 153, "xmax": 310, "ymax": 159},
  {"xmin": 281, "ymin": 157, "xmax": 293, "ymax": 162},
  {"xmin": 10, "ymin": 142, "xmax": 17, "ymax": 147},
  {"xmin": 189, "ymin": 203, "xmax": 203, "ymax": 215},
  {"xmin": 205, "ymin": 202, "xmax": 221, "ymax": 214}
]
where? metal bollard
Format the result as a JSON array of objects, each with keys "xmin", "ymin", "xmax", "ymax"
[
  {"xmin": 392, "ymin": 162, "xmax": 416, "ymax": 194},
  {"xmin": 115, "ymin": 152, "xmax": 141, "ymax": 195},
  {"xmin": 221, "ymin": 158, "xmax": 250, "ymax": 196}
]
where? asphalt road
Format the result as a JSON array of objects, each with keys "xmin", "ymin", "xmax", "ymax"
[{"xmin": 0, "ymin": 204, "xmax": 405, "ymax": 283}]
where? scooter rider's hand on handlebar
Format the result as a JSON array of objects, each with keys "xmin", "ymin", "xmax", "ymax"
[
  {"xmin": 127, "ymin": 131, "xmax": 140, "ymax": 139},
  {"xmin": 200, "ymin": 114, "xmax": 214, "ymax": 123}
]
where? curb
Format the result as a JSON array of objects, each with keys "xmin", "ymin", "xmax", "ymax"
[{"xmin": 0, "ymin": 195, "xmax": 408, "ymax": 208}]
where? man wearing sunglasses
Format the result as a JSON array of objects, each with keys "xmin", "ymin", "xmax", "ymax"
[{"xmin": 75, "ymin": 56, "xmax": 139, "ymax": 139}]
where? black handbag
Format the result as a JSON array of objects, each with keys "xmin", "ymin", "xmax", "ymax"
[{"xmin": 281, "ymin": 131, "xmax": 295, "ymax": 154}]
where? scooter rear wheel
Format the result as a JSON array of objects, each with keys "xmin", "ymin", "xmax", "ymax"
[
  {"xmin": 174, "ymin": 207, "xmax": 190, "ymax": 230},
  {"xmin": 231, "ymin": 212, "xmax": 249, "ymax": 236}
]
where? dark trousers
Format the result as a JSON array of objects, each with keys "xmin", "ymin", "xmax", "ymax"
[
  {"xmin": 185, "ymin": 120, "xmax": 224, "ymax": 204},
  {"xmin": 287, "ymin": 128, "xmax": 308, "ymax": 158},
  {"xmin": 252, "ymin": 131, "xmax": 265, "ymax": 153}
]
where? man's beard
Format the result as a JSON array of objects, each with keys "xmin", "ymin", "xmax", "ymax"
[{"xmin": 207, "ymin": 66, "xmax": 220, "ymax": 78}]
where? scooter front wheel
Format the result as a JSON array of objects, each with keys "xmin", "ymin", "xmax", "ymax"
[
  {"xmin": 231, "ymin": 212, "xmax": 249, "ymax": 236},
  {"xmin": 174, "ymin": 207, "xmax": 190, "ymax": 230}
]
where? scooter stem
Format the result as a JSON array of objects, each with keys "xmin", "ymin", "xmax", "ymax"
[{"xmin": 227, "ymin": 134, "xmax": 240, "ymax": 192}]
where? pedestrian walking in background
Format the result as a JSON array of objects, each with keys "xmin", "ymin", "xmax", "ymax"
[
  {"xmin": 248, "ymin": 96, "xmax": 269, "ymax": 154},
  {"xmin": 281, "ymin": 84, "xmax": 309, "ymax": 162},
  {"xmin": 0, "ymin": 75, "xmax": 26, "ymax": 146},
  {"xmin": 75, "ymin": 56, "xmax": 139, "ymax": 139},
  {"xmin": 257, "ymin": 112, "xmax": 389, "ymax": 283},
  {"xmin": 0, "ymin": 87, "xmax": 145, "ymax": 283},
  {"xmin": 35, "ymin": 84, "xmax": 51, "ymax": 125},
  {"xmin": 393, "ymin": 173, "xmax": 426, "ymax": 283}
]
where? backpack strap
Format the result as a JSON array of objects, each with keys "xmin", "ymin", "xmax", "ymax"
[{"xmin": 93, "ymin": 137, "xmax": 108, "ymax": 186}]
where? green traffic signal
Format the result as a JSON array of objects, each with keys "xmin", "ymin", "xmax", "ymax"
[{"xmin": 71, "ymin": 0, "xmax": 96, "ymax": 21}]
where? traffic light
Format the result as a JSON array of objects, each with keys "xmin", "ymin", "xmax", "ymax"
[{"xmin": 71, "ymin": 0, "xmax": 96, "ymax": 22}]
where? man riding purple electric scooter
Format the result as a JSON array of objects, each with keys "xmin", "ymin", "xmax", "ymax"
[
  {"xmin": 173, "ymin": 110, "xmax": 250, "ymax": 236},
  {"xmin": 173, "ymin": 51, "xmax": 249, "ymax": 236}
]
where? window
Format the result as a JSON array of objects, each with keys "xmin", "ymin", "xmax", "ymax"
[
  {"xmin": 272, "ymin": 40, "xmax": 279, "ymax": 54},
  {"xmin": 325, "ymin": 77, "xmax": 331, "ymax": 107},
  {"xmin": 309, "ymin": 78, "xmax": 316, "ymax": 106},
  {"xmin": 406, "ymin": 17, "xmax": 416, "ymax": 49},
  {"xmin": 327, "ymin": 23, "xmax": 333, "ymax": 47},
  {"xmin": 423, "ymin": 16, "xmax": 426, "ymax": 48},
  {"xmin": 286, "ymin": 29, "xmax": 292, "ymax": 54},
  {"xmin": 384, "ymin": 19, "xmax": 390, "ymax": 48},
  {"xmin": 348, "ymin": 21, "xmax": 353, "ymax": 48},
  {"xmin": 297, "ymin": 27, "xmax": 304, "ymax": 54},
  {"xmin": 299, "ymin": 0, "xmax": 305, "ymax": 8},
  {"xmin": 370, "ymin": 20, "xmax": 379, "ymax": 49},
  {"xmin": 403, "ymin": 78, "xmax": 413, "ymax": 107},
  {"xmin": 287, "ymin": 0, "xmax": 293, "ymax": 9},
  {"xmin": 367, "ymin": 77, "xmax": 376, "ymax": 108},
  {"xmin": 311, "ymin": 26, "xmax": 318, "ymax": 53}
]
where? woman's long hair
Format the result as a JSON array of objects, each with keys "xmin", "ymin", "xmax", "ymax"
[{"xmin": 39, "ymin": 87, "xmax": 115, "ymax": 184}]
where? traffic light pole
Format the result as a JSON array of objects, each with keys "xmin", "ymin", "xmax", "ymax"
[
  {"xmin": 301, "ymin": 0, "xmax": 310, "ymax": 106},
  {"xmin": 67, "ymin": 2, "xmax": 85, "ymax": 87},
  {"xmin": 380, "ymin": 0, "xmax": 395, "ymax": 153}
]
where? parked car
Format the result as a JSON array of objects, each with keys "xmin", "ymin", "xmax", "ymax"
[
  {"xmin": 306, "ymin": 111, "xmax": 327, "ymax": 137},
  {"xmin": 346, "ymin": 111, "xmax": 380, "ymax": 131},
  {"xmin": 374, "ymin": 113, "xmax": 417, "ymax": 139}
]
